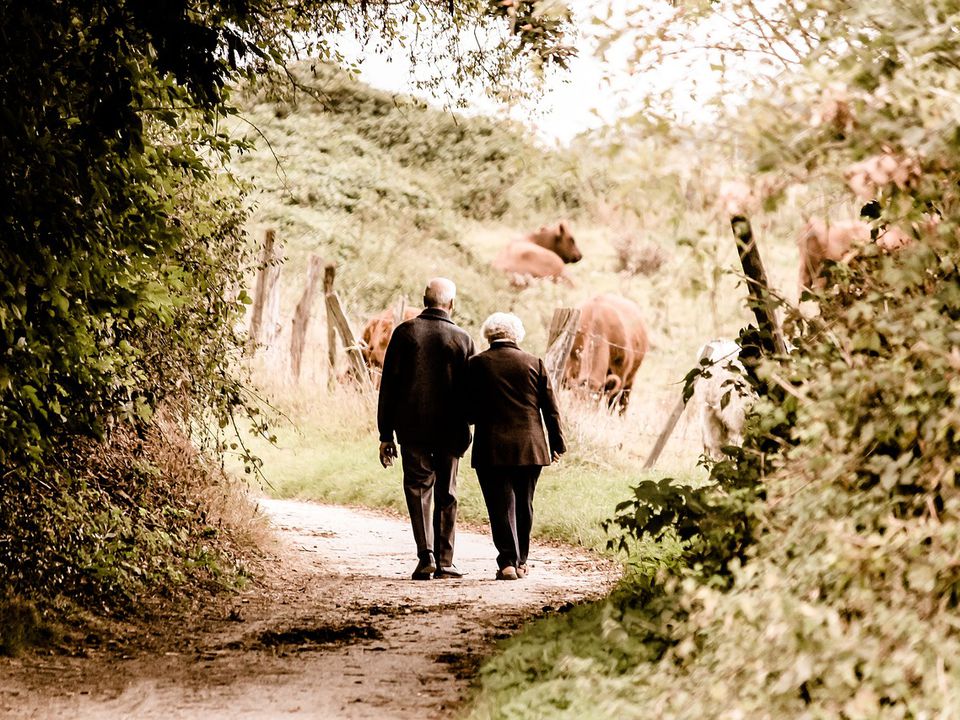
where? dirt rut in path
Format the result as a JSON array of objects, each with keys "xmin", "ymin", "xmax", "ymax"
[{"xmin": 0, "ymin": 498, "xmax": 617, "ymax": 719}]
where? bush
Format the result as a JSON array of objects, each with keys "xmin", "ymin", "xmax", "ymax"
[
  {"xmin": 0, "ymin": 596, "xmax": 56, "ymax": 657},
  {"xmin": 0, "ymin": 412, "xmax": 258, "ymax": 612},
  {"xmin": 613, "ymin": 235, "xmax": 668, "ymax": 276},
  {"xmin": 0, "ymin": 3, "xmax": 264, "ymax": 630}
]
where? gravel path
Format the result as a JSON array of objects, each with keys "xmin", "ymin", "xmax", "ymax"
[{"xmin": 0, "ymin": 498, "xmax": 617, "ymax": 719}]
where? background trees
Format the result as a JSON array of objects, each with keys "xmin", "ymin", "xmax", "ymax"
[{"xmin": 0, "ymin": 0, "xmax": 572, "ymax": 609}]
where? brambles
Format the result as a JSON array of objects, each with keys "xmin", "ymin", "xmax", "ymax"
[{"xmin": 613, "ymin": 235, "xmax": 667, "ymax": 276}]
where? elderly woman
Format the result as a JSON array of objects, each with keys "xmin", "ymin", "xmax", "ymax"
[{"xmin": 466, "ymin": 312, "xmax": 566, "ymax": 580}]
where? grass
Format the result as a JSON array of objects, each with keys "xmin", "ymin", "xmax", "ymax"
[{"xmin": 233, "ymin": 380, "xmax": 702, "ymax": 553}]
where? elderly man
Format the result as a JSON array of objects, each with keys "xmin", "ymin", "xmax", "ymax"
[
  {"xmin": 466, "ymin": 312, "xmax": 566, "ymax": 580},
  {"xmin": 377, "ymin": 278, "xmax": 476, "ymax": 580}
]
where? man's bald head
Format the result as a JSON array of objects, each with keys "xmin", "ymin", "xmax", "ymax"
[{"xmin": 424, "ymin": 277, "xmax": 457, "ymax": 311}]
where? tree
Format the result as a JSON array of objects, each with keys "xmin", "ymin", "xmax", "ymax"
[
  {"xmin": 0, "ymin": 0, "xmax": 573, "ymax": 606},
  {"xmin": 599, "ymin": 2, "xmax": 960, "ymax": 714}
]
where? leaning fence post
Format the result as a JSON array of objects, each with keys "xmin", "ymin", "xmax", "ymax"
[
  {"xmin": 642, "ymin": 343, "xmax": 714, "ymax": 470},
  {"xmin": 730, "ymin": 215, "xmax": 788, "ymax": 356},
  {"xmin": 544, "ymin": 307, "xmax": 581, "ymax": 390},
  {"xmin": 323, "ymin": 268, "xmax": 369, "ymax": 390}
]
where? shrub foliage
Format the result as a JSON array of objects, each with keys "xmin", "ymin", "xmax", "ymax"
[
  {"xmin": 0, "ymin": 0, "xmax": 572, "ymax": 616},
  {"xmin": 468, "ymin": 0, "xmax": 960, "ymax": 716}
]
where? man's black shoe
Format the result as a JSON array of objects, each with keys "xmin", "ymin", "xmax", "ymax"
[
  {"xmin": 434, "ymin": 565, "xmax": 465, "ymax": 579},
  {"xmin": 412, "ymin": 559, "xmax": 436, "ymax": 580}
]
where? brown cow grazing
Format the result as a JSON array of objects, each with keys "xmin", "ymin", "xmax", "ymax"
[
  {"xmin": 493, "ymin": 222, "xmax": 582, "ymax": 287},
  {"xmin": 359, "ymin": 306, "xmax": 419, "ymax": 387},
  {"xmin": 563, "ymin": 293, "xmax": 649, "ymax": 414},
  {"xmin": 798, "ymin": 218, "xmax": 913, "ymax": 292}
]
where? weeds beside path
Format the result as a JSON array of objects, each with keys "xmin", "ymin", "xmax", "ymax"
[{"xmin": 0, "ymin": 498, "xmax": 617, "ymax": 720}]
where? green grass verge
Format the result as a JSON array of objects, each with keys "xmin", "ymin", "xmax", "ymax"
[{"xmin": 234, "ymin": 386, "xmax": 700, "ymax": 553}]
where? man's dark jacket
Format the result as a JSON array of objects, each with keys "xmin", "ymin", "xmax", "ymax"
[
  {"xmin": 465, "ymin": 341, "xmax": 566, "ymax": 468},
  {"xmin": 377, "ymin": 307, "xmax": 476, "ymax": 456}
]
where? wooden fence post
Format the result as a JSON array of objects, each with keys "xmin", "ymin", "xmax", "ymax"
[
  {"xmin": 730, "ymin": 215, "xmax": 788, "ymax": 356},
  {"xmin": 544, "ymin": 308, "xmax": 581, "ymax": 390},
  {"xmin": 642, "ymin": 343, "xmax": 714, "ymax": 470},
  {"xmin": 322, "ymin": 265, "xmax": 370, "ymax": 389},
  {"xmin": 325, "ymin": 294, "xmax": 370, "ymax": 389},
  {"xmin": 289, "ymin": 255, "xmax": 324, "ymax": 383},
  {"xmin": 249, "ymin": 228, "xmax": 282, "ymax": 353},
  {"xmin": 324, "ymin": 263, "xmax": 338, "ymax": 387}
]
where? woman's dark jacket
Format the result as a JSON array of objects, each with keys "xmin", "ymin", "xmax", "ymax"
[{"xmin": 465, "ymin": 340, "xmax": 566, "ymax": 468}]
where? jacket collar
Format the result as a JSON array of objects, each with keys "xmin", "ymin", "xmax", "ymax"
[
  {"xmin": 489, "ymin": 340, "xmax": 519, "ymax": 350},
  {"xmin": 419, "ymin": 307, "xmax": 454, "ymax": 324}
]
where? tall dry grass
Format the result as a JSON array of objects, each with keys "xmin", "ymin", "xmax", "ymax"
[{"xmin": 150, "ymin": 411, "xmax": 275, "ymax": 563}]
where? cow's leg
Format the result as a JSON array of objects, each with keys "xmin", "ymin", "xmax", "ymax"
[
  {"xmin": 603, "ymin": 371, "xmax": 623, "ymax": 413},
  {"xmin": 615, "ymin": 387, "xmax": 630, "ymax": 415}
]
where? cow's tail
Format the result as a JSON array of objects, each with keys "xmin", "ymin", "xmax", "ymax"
[{"xmin": 604, "ymin": 373, "xmax": 623, "ymax": 395}]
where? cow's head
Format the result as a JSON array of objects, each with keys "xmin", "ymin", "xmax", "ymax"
[
  {"xmin": 359, "ymin": 323, "xmax": 380, "ymax": 369},
  {"xmin": 536, "ymin": 222, "xmax": 582, "ymax": 264}
]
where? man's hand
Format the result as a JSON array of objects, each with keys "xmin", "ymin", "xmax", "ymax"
[
  {"xmin": 379, "ymin": 441, "xmax": 398, "ymax": 468},
  {"xmin": 551, "ymin": 450, "xmax": 564, "ymax": 463}
]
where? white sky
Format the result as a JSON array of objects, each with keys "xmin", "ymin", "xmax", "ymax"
[
  {"xmin": 327, "ymin": 1, "xmax": 650, "ymax": 145},
  {"xmin": 330, "ymin": 0, "xmax": 765, "ymax": 146}
]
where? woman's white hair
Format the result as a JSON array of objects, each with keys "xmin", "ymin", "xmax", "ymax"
[{"xmin": 481, "ymin": 312, "xmax": 525, "ymax": 344}]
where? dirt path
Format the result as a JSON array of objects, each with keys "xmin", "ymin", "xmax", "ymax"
[{"xmin": 1, "ymin": 498, "xmax": 618, "ymax": 719}]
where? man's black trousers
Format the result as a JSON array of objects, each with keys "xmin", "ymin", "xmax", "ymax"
[{"xmin": 400, "ymin": 445, "xmax": 459, "ymax": 567}]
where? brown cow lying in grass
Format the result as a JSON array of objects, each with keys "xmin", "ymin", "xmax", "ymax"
[
  {"xmin": 493, "ymin": 222, "xmax": 582, "ymax": 287},
  {"xmin": 563, "ymin": 293, "xmax": 648, "ymax": 414},
  {"xmin": 797, "ymin": 218, "xmax": 913, "ymax": 292}
]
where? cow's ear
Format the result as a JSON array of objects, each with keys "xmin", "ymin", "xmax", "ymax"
[{"xmin": 558, "ymin": 221, "xmax": 567, "ymax": 234}]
